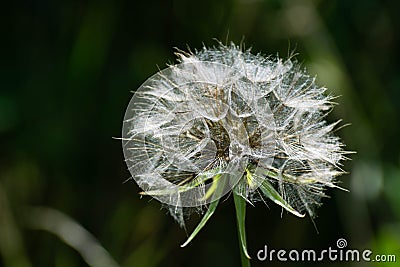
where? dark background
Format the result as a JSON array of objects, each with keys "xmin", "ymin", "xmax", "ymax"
[{"xmin": 1, "ymin": 0, "xmax": 399, "ymax": 266}]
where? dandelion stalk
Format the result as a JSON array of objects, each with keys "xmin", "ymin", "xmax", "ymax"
[{"xmin": 233, "ymin": 191, "xmax": 251, "ymax": 267}]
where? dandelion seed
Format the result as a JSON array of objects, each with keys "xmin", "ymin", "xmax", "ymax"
[{"xmin": 122, "ymin": 42, "xmax": 350, "ymax": 262}]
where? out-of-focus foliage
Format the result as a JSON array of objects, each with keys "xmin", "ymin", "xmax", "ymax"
[{"xmin": 0, "ymin": 0, "xmax": 399, "ymax": 266}]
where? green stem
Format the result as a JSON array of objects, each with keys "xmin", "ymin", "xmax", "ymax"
[{"xmin": 233, "ymin": 192, "xmax": 251, "ymax": 267}]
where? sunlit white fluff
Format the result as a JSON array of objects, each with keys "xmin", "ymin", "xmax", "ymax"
[{"xmin": 122, "ymin": 42, "xmax": 348, "ymax": 226}]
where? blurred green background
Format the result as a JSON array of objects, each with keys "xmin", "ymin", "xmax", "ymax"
[{"xmin": 1, "ymin": 0, "xmax": 399, "ymax": 266}]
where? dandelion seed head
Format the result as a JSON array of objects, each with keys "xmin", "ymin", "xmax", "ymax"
[{"xmin": 122, "ymin": 42, "xmax": 348, "ymax": 224}]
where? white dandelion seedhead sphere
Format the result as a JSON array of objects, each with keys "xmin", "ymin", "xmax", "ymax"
[{"xmin": 123, "ymin": 43, "xmax": 346, "ymax": 215}]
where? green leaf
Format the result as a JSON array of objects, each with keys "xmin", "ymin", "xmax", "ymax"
[
  {"xmin": 233, "ymin": 191, "xmax": 251, "ymax": 264},
  {"xmin": 258, "ymin": 177, "xmax": 305, "ymax": 218},
  {"xmin": 201, "ymin": 174, "xmax": 221, "ymax": 201},
  {"xmin": 141, "ymin": 170, "xmax": 221, "ymax": 197},
  {"xmin": 180, "ymin": 197, "xmax": 219, "ymax": 247},
  {"xmin": 180, "ymin": 176, "xmax": 223, "ymax": 247}
]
